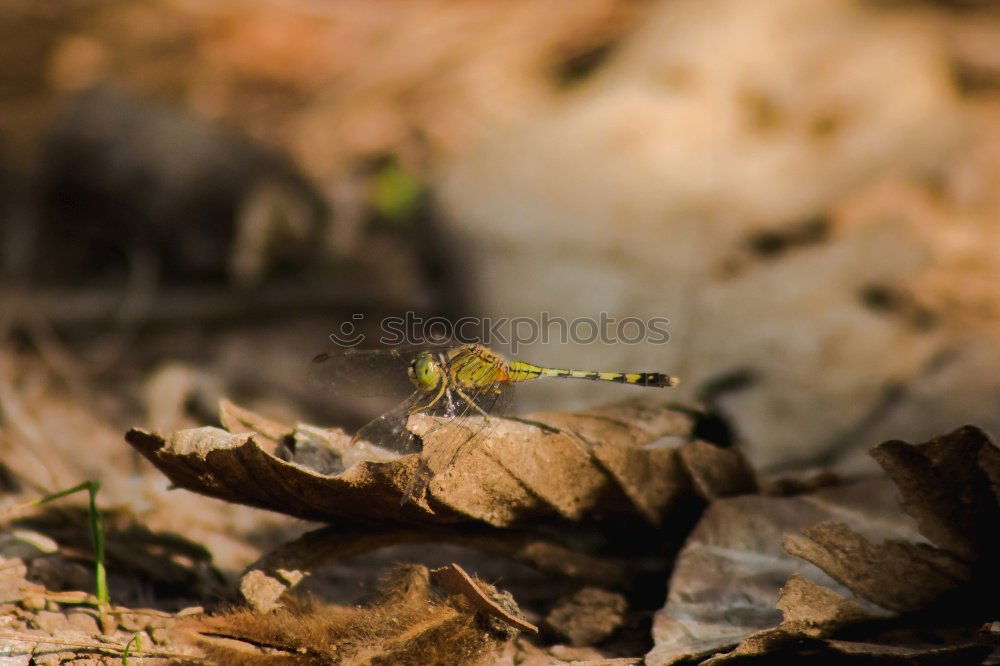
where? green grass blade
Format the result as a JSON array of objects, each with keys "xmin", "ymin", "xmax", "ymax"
[
  {"xmin": 122, "ymin": 633, "xmax": 142, "ymax": 665},
  {"xmin": 13, "ymin": 480, "xmax": 110, "ymax": 628}
]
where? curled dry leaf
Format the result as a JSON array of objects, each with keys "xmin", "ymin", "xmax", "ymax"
[
  {"xmin": 126, "ymin": 398, "xmax": 755, "ymax": 528},
  {"xmin": 430, "ymin": 562, "xmax": 538, "ymax": 634},
  {"xmin": 699, "ymin": 575, "xmax": 876, "ymax": 665},
  {"xmin": 703, "ymin": 576, "xmax": 990, "ymax": 664},
  {"xmin": 705, "ymin": 573, "xmax": 990, "ymax": 665},
  {"xmin": 783, "ymin": 522, "xmax": 972, "ymax": 612},
  {"xmin": 647, "ymin": 478, "xmax": 904, "ymax": 665},
  {"xmin": 787, "ymin": 426, "xmax": 1000, "ymax": 614},
  {"xmin": 869, "ymin": 426, "xmax": 1000, "ymax": 562}
]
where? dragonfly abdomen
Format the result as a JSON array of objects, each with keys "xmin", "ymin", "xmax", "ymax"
[{"xmin": 508, "ymin": 362, "xmax": 678, "ymax": 387}]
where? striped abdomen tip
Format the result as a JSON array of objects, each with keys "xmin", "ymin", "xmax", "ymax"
[{"xmin": 643, "ymin": 373, "xmax": 679, "ymax": 387}]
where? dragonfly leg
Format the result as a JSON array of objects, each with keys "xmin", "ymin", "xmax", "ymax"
[
  {"xmin": 408, "ymin": 380, "xmax": 447, "ymax": 415},
  {"xmin": 454, "ymin": 387, "xmax": 491, "ymax": 421}
]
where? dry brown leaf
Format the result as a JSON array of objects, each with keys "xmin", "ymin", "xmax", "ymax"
[
  {"xmin": 783, "ymin": 522, "xmax": 972, "ymax": 613},
  {"xmin": 126, "ymin": 425, "xmax": 442, "ymax": 526},
  {"xmin": 706, "ymin": 575, "xmax": 989, "ymax": 663},
  {"xmin": 646, "ymin": 479, "xmax": 903, "ymax": 665},
  {"xmin": 430, "ymin": 563, "xmax": 538, "ymax": 634},
  {"xmin": 126, "ymin": 399, "xmax": 754, "ymax": 528},
  {"xmin": 775, "ymin": 574, "xmax": 874, "ymax": 632},
  {"xmin": 676, "ymin": 440, "xmax": 757, "ymax": 502},
  {"xmin": 785, "ymin": 426, "xmax": 999, "ymax": 614},
  {"xmin": 979, "ymin": 621, "xmax": 1000, "ymax": 652},
  {"xmin": 700, "ymin": 575, "xmax": 876, "ymax": 664},
  {"xmin": 709, "ymin": 634, "xmax": 990, "ymax": 665},
  {"xmin": 0, "ymin": 553, "xmax": 204, "ymax": 663},
  {"xmin": 0, "ymin": 556, "xmax": 32, "ymax": 604},
  {"xmin": 869, "ymin": 425, "xmax": 1000, "ymax": 561}
]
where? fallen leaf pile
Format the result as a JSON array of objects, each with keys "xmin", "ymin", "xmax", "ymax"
[
  {"xmin": 126, "ymin": 398, "xmax": 755, "ymax": 618},
  {"xmin": 123, "ymin": 398, "xmax": 1000, "ymax": 663}
]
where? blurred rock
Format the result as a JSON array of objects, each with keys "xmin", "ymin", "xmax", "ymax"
[
  {"xmin": 438, "ymin": 0, "xmax": 969, "ymax": 470},
  {"xmin": 699, "ymin": 223, "xmax": 941, "ymax": 469}
]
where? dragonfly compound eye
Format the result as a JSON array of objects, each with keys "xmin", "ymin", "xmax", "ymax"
[{"xmin": 409, "ymin": 352, "xmax": 441, "ymax": 391}]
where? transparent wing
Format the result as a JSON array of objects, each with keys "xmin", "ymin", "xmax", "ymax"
[
  {"xmin": 309, "ymin": 346, "xmax": 419, "ymax": 399},
  {"xmin": 351, "ymin": 390, "xmax": 426, "ymax": 456},
  {"xmin": 309, "ymin": 341, "xmax": 481, "ymax": 398}
]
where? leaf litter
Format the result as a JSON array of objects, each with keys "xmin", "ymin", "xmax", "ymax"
[
  {"xmin": 6, "ymin": 348, "xmax": 1000, "ymax": 664},
  {"xmin": 123, "ymin": 396, "xmax": 1000, "ymax": 663},
  {"xmin": 119, "ymin": 397, "xmax": 757, "ymax": 663}
]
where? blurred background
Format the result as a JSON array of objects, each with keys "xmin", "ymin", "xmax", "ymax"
[{"xmin": 0, "ymin": 0, "xmax": 998, "ymax": 596}]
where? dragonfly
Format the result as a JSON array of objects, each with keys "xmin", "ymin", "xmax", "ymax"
[{"xmin": 310, "ymin": 342, "xmax": 680, "ymax": 464}]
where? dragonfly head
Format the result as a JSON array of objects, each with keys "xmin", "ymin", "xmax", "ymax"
[{"xmin": 408, "ymin": 351, "xmax": 442, "ymax": 392}]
